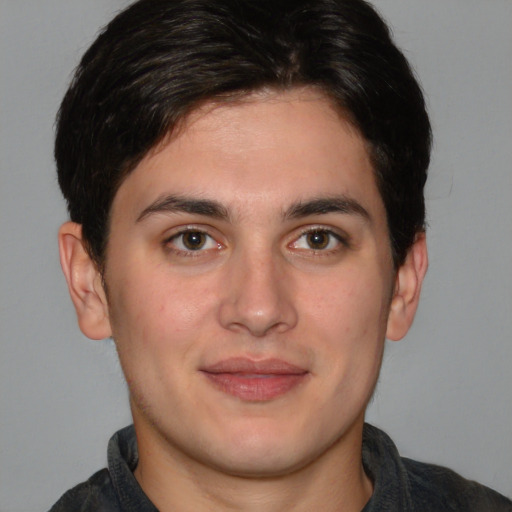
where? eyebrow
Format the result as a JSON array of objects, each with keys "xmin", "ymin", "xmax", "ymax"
[
  {"xmin": 136, "ymin": 195, "xmax": 230, "ymax": 222},
  {"xmin": 284, "ymin": 196, "xmax": 370, "ymax": 221},
  {"xmin": 136, "ymin": 194, "xmax": 370, "ymax": 224}
]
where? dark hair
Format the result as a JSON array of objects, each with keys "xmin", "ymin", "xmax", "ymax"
[{"xmin": 55, "ymin": 0, "xmax": 431, "ymax": 269}]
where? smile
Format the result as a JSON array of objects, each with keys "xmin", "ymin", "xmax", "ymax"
[{"xmin": 200, "ymin": 358, "xmax": 309, "ymax": 401}]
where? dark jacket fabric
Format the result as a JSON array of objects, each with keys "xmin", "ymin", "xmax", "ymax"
[{"xmin": 49, "ymin": 424, "xmax": 512, "ymax": 511}]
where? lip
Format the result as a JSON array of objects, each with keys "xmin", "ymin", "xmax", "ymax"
[{"xmin": 200, "ymin": 357, "xmax": 309, "ymax": 402}]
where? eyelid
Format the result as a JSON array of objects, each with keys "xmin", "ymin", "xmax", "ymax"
[
  {"xmin": 287, "ymin": 225, "xmax": 351, "ymax": 253},
  {"xmin": 295, "ymin": 225, "xmax": 349, "ymax": 242},
  {"xmin": 162, "ymin": 225, "xmax": 225, "ymax": 255},
  {"xmin": 163, "ymin": 223, "xmax": 219, "ymax": 239}
]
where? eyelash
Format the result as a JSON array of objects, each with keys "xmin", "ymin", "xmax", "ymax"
[
  {"xmin": 290, "ymin": 227, "xmax": 349, "ymax": 254},
  {"xmin": 162, "ymin": 226, "xmax": 350, "ymax": 258},
  {"xmin": 163, "ymin": 227, "xmax": 222, "ymax": 257}
]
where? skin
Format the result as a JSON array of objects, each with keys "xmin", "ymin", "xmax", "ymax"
[{"xmin": 59, "ymin": 88, "xmax": 428, "ymax": 512}]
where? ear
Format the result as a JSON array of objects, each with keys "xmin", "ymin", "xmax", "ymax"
[
  {"xmin": 386, "ymin": 232, "xmax": 428, "ymax": 341},
  {"xmin": 58, "ymin": 222, "xmax": 112, "ymax": 340}
]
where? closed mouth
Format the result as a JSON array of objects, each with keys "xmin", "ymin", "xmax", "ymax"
[{"xmin": 200, "ymin": 357, "xmax": 309, "ymax": 401}]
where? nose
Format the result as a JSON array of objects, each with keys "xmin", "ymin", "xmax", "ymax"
[{"xmin": 218, "ymin": 250, "xmax": 298, "ymax": 337}]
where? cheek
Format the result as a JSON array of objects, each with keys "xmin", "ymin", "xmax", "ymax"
[
  {"xmin": 106, "ymin": 270, "xmax": 217, "ymax": 410},
  {"xmin": 303, "ymin": 266, "xmax": 391, "ymax": 340},
  {"xmin": 108, "ymin": 266, "xmax": 219, "ymax": 351},
  {"xmin": 300, "ymin": 265, "xmax": 390, "ymax": 391}
]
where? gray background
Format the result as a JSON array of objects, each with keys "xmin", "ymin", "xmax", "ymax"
[{"xmin": 1, "ymin": 1, "xmax": 511, "ymax": 510}]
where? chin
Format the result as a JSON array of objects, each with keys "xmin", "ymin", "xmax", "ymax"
[
  {"xmin": 201, "ymin": 423, "xmax": 326, "ymax": 478},
  {"xmin": 211, "ymin": 448, "xmax": 309, "ymax": 478}
]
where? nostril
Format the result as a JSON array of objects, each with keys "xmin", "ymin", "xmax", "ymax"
[{"xmin": 218, "ymin": 294, "xmax": 298, "ymax": 337}]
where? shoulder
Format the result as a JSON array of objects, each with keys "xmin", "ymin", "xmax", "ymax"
[
  {"xmin": 48, "ymin": 468, "xmax": 121, "ymax": 512},
  {"xmin": 402, "ymin": 457, "xmax": 512, "ymax": 511},
  {"xmin": 362, "ymin": 424, "xmax": 511, "ymax": 512}
]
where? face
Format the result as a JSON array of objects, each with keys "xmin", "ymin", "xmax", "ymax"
[{"xmin": 102, "ymin": 89, "xmax": 398, "ymax": 476}]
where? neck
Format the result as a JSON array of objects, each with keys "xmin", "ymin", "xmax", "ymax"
[{"xmin": 133, "ymin": 416, "xmax": 372, "ymax": 512}]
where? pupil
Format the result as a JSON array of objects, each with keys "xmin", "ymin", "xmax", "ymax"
[
  {"xmin": 307, "ymin": 231, "xmax": 329, "ymax": 249},
  {"xmin": 183, "ymin": 232, "xmax": 205, "ymax": 250}
]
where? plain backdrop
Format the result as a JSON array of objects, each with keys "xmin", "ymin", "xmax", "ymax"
[{"xmin": 1, "ymin": 1, "xmax": 511, "ymax": 510}]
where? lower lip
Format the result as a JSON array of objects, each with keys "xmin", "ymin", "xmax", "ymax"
[{"xmin": 202, "ymin": 372, "xmax": 307, "ymax": 401}]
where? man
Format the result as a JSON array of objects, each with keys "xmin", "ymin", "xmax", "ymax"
[{"xmin": 50, "ymin": 0, "xmax": 512, "ymax": 510}]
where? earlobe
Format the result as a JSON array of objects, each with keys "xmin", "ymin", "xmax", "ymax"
[
  {"xmin": 58, "ymin": 222, "xmax": 112, "ymax": 340},
  {"xmin": 386, "ymin": 233, "xmax": 428, "ymax": 341}
]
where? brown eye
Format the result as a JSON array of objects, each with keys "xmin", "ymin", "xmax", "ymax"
[
  {"xmin": 306, "ymin": 231, "xmax": 330, "ymax": 250},
  {"xmin": 167, "ymin": 230, "xmax": 219, "ymax": 253},
  {"xmin": 164, "ymin": 228, "xmax": 222, "ymax": 259},
  {"xmin": 181, "ymin": 231, "xmax": 207, "ymax": 250},
  {"xmin": 290, "ymin": 228, "xmax": 345, "ymax": 253}
]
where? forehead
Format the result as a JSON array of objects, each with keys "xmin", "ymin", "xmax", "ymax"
[{"xmin": 111, "ymin": 88, "xmax": 383, "ymax": 224}]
